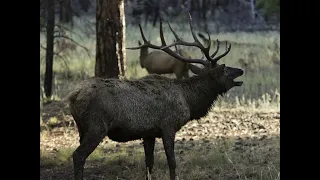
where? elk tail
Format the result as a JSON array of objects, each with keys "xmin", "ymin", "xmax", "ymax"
[{"xmin": 63, "ymin": 89, "xmax": 81, "ymax": 105}]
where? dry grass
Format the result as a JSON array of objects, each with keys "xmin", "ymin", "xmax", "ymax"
[
  {"xmin": 40, "ymin": 109, "xmax": 280, "ymax": 180},
  {"xmin": 40, "ymin": 137, "xmax": 280, "ymax": 180}
]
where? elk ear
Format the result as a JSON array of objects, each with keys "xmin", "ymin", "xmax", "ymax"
[
  {"xmin": 189, "ymin": 64, "xmax": 202, "ymax": 75},
  {"xmin": 210, "ymin": 64, "xmax": 225, "ymax": 77},
  {"xmin": 138, "ymin": 40, "xmax": 142, "ymax": 46}
]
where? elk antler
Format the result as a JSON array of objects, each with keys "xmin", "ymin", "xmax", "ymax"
[{"xmin": 127, "ymin": 13, "xmax": 232, "ymax": 66}]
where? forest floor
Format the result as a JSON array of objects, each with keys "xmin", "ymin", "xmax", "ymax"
[{"xmin": 40, "ymin": 101, "xmax": 280, "ymax": 180}]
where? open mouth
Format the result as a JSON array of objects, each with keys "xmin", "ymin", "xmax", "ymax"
[
  {"xmin": 229, "ymin": 76, "xmax": 243, "ymax": 86},
  {"xmin": 232, "ymin": 70, "xmax": 244, "ymax": 86},
  {"xmin": 234, "ymin": 81, "xmax": 243, "ymax": 86}
]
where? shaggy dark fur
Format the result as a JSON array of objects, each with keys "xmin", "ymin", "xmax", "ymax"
[{"xmin": 67, "ymin": 64, "xmax": 243, "ymax": 180}]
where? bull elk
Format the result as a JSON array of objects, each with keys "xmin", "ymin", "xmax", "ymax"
[
  {"xmin": 134, "ymin": 40, "xmax": 195, "ymax": 79},
  {"xmin": 67, "ymin": 13, "xmax": 243, "ymax": 180}
]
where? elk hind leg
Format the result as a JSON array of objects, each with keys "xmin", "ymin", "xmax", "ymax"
[
  {"xmin": 143, "ymin": 138, "xmax": 156, "ymax": 180},
  {"xmin": 73, "ymin": 125, "xmax": 106, "ymax": 180}
]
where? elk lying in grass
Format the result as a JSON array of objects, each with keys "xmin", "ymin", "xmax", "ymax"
[
  {"xmin": 67, "ymin": 13, "xmax": 244, "ymax": 180},
  {"xmin": 136, "ymin": 40, "xmax": 194, "ymax": 79}
]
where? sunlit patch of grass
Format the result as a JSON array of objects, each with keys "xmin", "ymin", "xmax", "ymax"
[{"xmin": 47, "ymin": 117, "xmax": 60, "ymax": 126}]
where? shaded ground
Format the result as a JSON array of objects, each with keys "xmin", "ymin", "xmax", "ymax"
[{"xmin": 40, "ymin": 103, "xmax": 280, "ymax": 180}]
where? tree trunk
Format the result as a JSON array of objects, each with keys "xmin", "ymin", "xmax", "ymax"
[
  {"xmin": 78, "ymin": 0, "xmax": 90, "ymax": 12},
  {"xmin": 44, "ymin": 0, "xmax": 55, "ymax": 98},
  {"xmin": 250, "ymin": 0, "xmax": 256, "ymax": 22},
  {"xmin": 118, "ymin": 0, "xmax": 126, "ymax": 77},
  {"xmin": 95, "ymin": 0, "xmax": 126, "ymax": 79},
  {"xmin": 59, "ymin": 0, "xmax": 73, "ymax": 25}
]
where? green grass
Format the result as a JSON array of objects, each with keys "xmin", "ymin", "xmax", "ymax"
[
  {"xmin": 40, "ymin": 136, "xmax": 280, "ymax": 180},
  {"xmin": 40, "ymin": 17, "xmax": 280, "ymax": 107}
]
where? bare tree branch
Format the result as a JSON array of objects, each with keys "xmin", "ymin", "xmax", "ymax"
[
  {"xmin": 40, "ymin": 44, "xmax": 70, "ymax": 70},
  {"xmin": 54, "ymin": 35, "xmax": 92, "ymax": 58},
  {"xmin": 41, "ymin": 22, "xmax": 83, "ymax": 39},
  {"xmin": 54, "ymin": 24, "xmax": 82, "ymax": 38}
]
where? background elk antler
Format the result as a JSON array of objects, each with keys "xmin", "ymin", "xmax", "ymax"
[{"xmin": 128, "ymin": 14, "xmax": 232, "ymax": 67}]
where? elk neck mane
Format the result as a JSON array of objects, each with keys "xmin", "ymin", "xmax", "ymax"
[
  {"xmin": 175, "ymin": 73, "xmax": 224, "ymax": 120},
  {"xmin": 139, "ymin": 46, "xmax": 149, "ymax": 68}
]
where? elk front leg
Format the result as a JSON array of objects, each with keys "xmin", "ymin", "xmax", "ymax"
[
  {"xmin": 174, "ymin": 73, "xmax": 183, "ymax": 79},
  {"xmin": 183, "ymin": 70, "xmax": 190, "ymax": 79},
  {"xmin": 143, "ymin": 138, "xmax": 156, "ymax": 180},
  {"xmin": 162, "ymin": 130, "xmax": 177, "ymax": 180},
  {"xmin": 173, "ymin": 66, "xmax": 183, "ymax": 79}
]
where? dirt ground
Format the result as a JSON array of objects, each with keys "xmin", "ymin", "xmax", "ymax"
[{"xmin": 40, "ymin": 102, "xmax": 280, "ymax": 180}]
